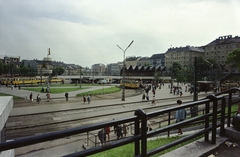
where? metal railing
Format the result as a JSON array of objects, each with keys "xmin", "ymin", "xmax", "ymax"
[{"xmin": 0, "ymin": 88, "xmax": 240, "ymax": 156}]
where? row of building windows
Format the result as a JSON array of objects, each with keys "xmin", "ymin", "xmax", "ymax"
[{"xmin": 210, "ymin": 44, "xmax": 237, "ymax": 50}]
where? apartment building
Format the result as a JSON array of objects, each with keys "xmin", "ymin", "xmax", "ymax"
[
  {"xmin": 106, "ymin": 62, "xmax": 122, "ymax": 76},
  {"xmin": 125, "ymin": 56, "xmax": 141, "ymax": 67},
  {"xmin": 149, "ymin": 53, "xmax": 165, "ymax": 67},
  {"xmin": 91, "ymin": 63, "xmax": 106, "ymax": 76},
  {"xmin": 204, "ymin": 35, "xmax": 240, "ymax": 72},
  {"xmin": 165, "ymin": 46, "xmax": 204, "ymax": 70},
  {"xmin": 137, "ymin": 57, "xmax": 150, "ymax": 67}
]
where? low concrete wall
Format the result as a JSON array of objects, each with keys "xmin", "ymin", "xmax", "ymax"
[
  {"xmin": 225, "ymin": 127, "xmax": 240, "ymax": 141},
  {"xmin": 0, "ymin": 96, "xmax": 14, "ymax": 157}
]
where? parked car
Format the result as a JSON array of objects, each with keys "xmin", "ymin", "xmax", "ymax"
[{"xmin": 97, "ymin": 79, "xmax": 107, "ymax": 84}]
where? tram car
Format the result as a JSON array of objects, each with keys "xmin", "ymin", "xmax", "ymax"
[
  {"xmin": 120, "ymin": 79, "xmax": 140, "ymax": 89},
  {"xmin": 0, "ymin": 76, "xmax": 64, "ymax": 85}
]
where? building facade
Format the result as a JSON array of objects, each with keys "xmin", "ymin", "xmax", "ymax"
[
  {"xmin": 204, "ymin": 35, "xmax": 240, "ymax": 73},
  {"xmin": 137, "ymin": 57, "xmax": 150, "ymax": 67},
  {"xmin": 106, "ymin": 62, "xmax": 122, "ymax": 76},
  {"xmin": 91, "ymin": 63, "xmax": 106, "ymax": 76},
  {"xmin": 125, "ymin": 56, "xmax": 141, "ymax": 68},
  {"xmin": 149, "ymin": 53, "xmax": 165, "ymax": 67},
  {"xmin": 165, "ymin": 46, "xmax": 205, "ymax": 70}
]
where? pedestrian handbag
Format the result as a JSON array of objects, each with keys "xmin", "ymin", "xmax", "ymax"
[{"xmin": 232, "ymin": 113, "xmax": 240, "ymax": 131}]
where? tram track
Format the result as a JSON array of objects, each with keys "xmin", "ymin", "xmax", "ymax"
[{"xmin": 6, "ymin": 95, "xmax": 202, "ymax": 140}]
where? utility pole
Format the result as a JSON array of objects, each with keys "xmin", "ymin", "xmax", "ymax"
[{"xmin": 191, "ymin": 57, "xmax": 198, "ymax": 117}]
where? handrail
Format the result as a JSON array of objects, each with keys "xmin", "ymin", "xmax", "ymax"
[{"xmin": 0, "ymin": 89, "xmax": 239, "ymax": 156}]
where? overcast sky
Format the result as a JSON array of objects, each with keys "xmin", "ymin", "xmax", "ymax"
[{"xmin": 0, "ymin": 0, "xmax": 239, "ymax": 67}]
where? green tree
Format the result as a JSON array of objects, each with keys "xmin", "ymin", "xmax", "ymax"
[
  {"xmin": 19, "ymin": 66, "xmax": 30, "ymax": 76},
  {"xmin": 0, "ymin": 62, "xmax": 4, "ymax": 75},
  {"xmin": 226, "ymin": 49, "xmax": 240, "ymax": 69},
  {"xmin": 171, "ymin": 62, "xmax": 185, "ymax": 83},
  {"xmin": 196, "ymin": 56, "xmax": 209, "ymax": 73},
  {"xmin": 52, "ymin": 66, "xmax": 65, "ymax": 76}
]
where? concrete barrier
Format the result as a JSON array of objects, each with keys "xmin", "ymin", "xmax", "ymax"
[{"xmin": 0, "ymin": 97, "xmax": 14, "ymax": 157}]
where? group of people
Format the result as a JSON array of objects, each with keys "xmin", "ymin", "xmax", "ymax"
[
  {"xmin": 29, "ymin": 90, "xmax": 93, "ymax": 104},
  {"xmin": 172, "ymin": 86, "xmax": 183, "ymax": 96},
  {"xmin": 83, "ymin": 95, "xmax": 92, "ymax": 104},
  {"xmin": 29, "ymin": 92, "xmax": 51, "ymax": 103},
  {"xmin": 29, "ymin": 93, "xmax": 43, "ymax": 103},
  {"xmin": 41, "ymin": 87, "xmax": 50, "ymax": 93},
  {"xmin": 98, "ymin": 123, "xmax": 129, "ymax": 145},
  {"xmin": 141, "ymin": 83, "xmax": 158, "ymax": 105}
]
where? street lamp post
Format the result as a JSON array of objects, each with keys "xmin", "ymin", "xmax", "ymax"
[
  {"xmin": 165, "ymin": 54, "xmax": 173, "ymax": 94},
  {"xmin": 205, "ymin": 60, "xmax": 214, "ymax": 81},
  {"xmin": 191, "ymin": 57, "xmax": 198, "ymax": 117},
  {"xmin": 79, "ymin": 66, "xmax": 82, "ymax": 88},
  {"xmin": 153, "ymin": 61, "xmax": 157, "ymax": 85},
  {"xmin": 170, "ymin": 64, "xmax": 173, "ymax": 94},
  {"xmin": 117, "ymin": 40, "xmax": 134, "ymax": 101}
]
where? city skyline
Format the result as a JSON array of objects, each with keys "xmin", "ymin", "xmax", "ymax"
[{"xmin": 1, "ymin": 0, "xmax": 239, "ymax": 67}]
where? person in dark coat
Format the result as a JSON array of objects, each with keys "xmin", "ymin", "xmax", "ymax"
[
  {"xmin": 116, "ymin": 124, "xmax": 123, "ymax": 139},
  {"xmin": 98, "ymin": 128, "xmax": 106, "ymax": 145},
  {"xmin": 65, "ymin": 92, "xmax": 69, "ymax": 101}
]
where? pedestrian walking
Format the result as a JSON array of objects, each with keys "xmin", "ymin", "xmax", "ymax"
[
  {"xmin": 98, "ymin": 128, "xmax": 106, "ymax": 145},
  {"xmin": 179, "ymin": 88, "xmax": 183, "ymax": 96},
  {"xmin": 83, "ymin": 95, "xmax": 86, "ymax": 104},
  {"xmin": 46, "ymin": 93, "xmax": 50, "ymax": 102},
  {"xmin": 142, "ymin": 93, "xmax": 146, "ymax": 101},
  {"xmin": 174, "ymin": 100, "xmax": 187, "ymax": 134},
  {"xmin": 122, "ymin": 123, "xmax": 128, "ymax": 137},
  {"xmin": 105, "ymin": 126, "xmax": 111, "ymax": 142},
  {"xmin": 29, "ymin": 93, "xmax": 33, "ymax": 102},
  {"xmin": 65, "ymin": 92, "xmax": 69, "ymax": 101},
  {"xmin": 36, "ymin": 94, "xmax": 41, "ymax": 103},
  {"xmin": 151, "ymin": 95, "xmax": 156, "ymax": 105},
  {"xmin": 116, "ymin": 124, "xmax": 123, "ymax": 140},
  {"xmin": 146, "ymin": 94, "xmax": 149, "ymax": 101},
  {"xmin": 87, "ymin": 94, "xmax": 91, "ymax": 104}
]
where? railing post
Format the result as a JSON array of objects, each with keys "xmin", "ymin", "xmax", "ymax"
[
  {"xmin": 87, "ymin": 132, "xmax": 89, "ymax": 146},
  {"xmin": 206, "ymin": 94, "xmax": 217, "ymax": 144},
  {"xmin": 95, "ymin": 135, "xmax": 97, "ymax": 147},
  {"xmin": 227, "ymin": 92, "xmax": 232, "ymax": 127},
  {"xmin": 134, "ymin": 109, "xmax": 147, "ymax": 157},
  {"xmin": 220, "ymin": 98, "xmax": 226, "ymax": 136},
  {"xmin": 204, "ymin": 102, "xmax": 210, "ymax": 142},
  {"xmin": 168, "ymin": 112, "xmax": 171, "ymax": 137}
]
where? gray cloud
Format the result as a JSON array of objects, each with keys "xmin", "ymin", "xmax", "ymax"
[{"xmin": 0, "ymin": 0, "xmax": 240, "ymax": 67}]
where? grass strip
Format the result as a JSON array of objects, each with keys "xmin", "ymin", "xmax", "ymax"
[
  {"xmin": 89, "ymin": 135, "xmax": 201, "ymax": 157},
  {"xmin": 0, "ymin": 93, "xmax": 23, "ymax": 100},
  {"xmin": 77, "ymin": 86, "xmax": 121, "ymax": 97}
]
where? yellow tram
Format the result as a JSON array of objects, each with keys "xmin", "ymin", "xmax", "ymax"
[
  {"xmin": 0, "ymin": 76, "xmax": 64, "ymax": 85},
  {"xmin": 120, "ymin": 79, "xmax": 139, "ymax": 89}
]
